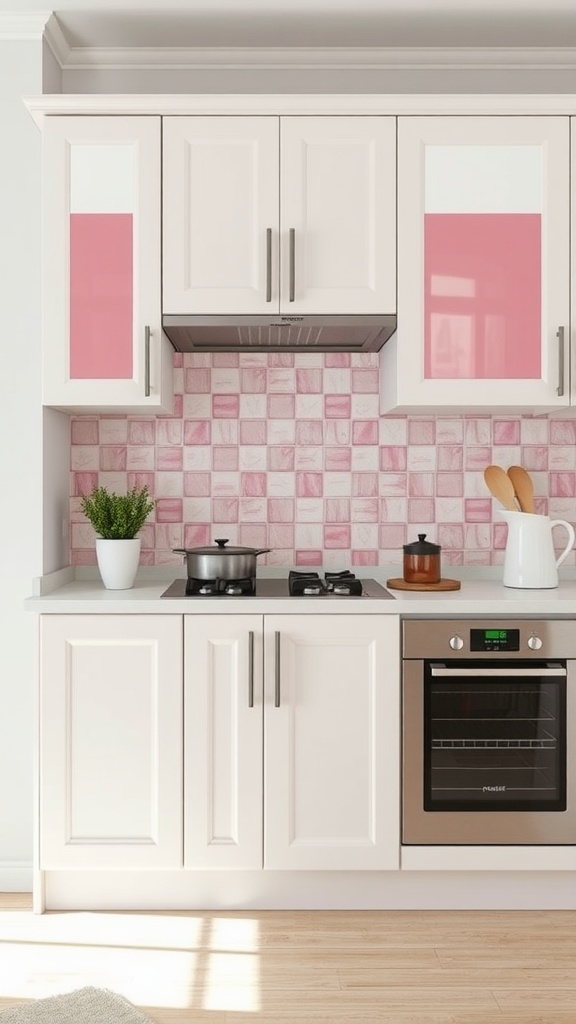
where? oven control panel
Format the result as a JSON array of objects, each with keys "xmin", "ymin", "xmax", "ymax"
[{"xmin": 402, "ymin": 619, "xmax": 576, "ymax": 658}]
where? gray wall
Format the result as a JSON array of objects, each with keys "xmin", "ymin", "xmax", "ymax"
[{"xmin": 60, "ymin": 65, "xmax": 576, "ymax": 95}]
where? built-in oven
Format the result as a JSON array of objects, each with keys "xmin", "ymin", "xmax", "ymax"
[{"xmin": 402, "ymin": 619, "xmax": 576, "ymax": 844}]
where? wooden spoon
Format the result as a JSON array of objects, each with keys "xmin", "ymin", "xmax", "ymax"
[
  {"xmin": 483, "ymin": 465, "xmax": 518, "ymax": 511},
  {"xmin": 507, "ymin": 465, "xmax": 535, "ymax": 513}
]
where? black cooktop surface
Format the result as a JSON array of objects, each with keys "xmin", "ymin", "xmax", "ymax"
[{"xmin": 160, "ymin": 578, "xmax": 395, "ymax": 599}]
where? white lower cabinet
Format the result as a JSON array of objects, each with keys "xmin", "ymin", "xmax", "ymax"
[
  {"xmin": 39, "ymin": 615, "xmax": 183, "ymax": 869},
  {"xmin": 185, "ymin": 613, "xmax": 400, "ymax": 871},
  {"xmin": 184, "ymin": 615, "xmax": 264, "ymax": 870},
  {"xmin": 39, "ymin": 611, "xmax": 400, "ymax": 877}
]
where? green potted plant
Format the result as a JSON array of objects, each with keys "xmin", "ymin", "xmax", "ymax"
[{"xmin": 81, "ymin": 484, "xmax": 155, "ymax": 590}]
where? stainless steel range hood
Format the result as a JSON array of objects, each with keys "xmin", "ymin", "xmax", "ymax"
[{"xmin": 162, "ymin": 314, "xmax": 397, "ymax": 354}]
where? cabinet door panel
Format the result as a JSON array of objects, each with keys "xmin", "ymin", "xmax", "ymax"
[
  {"xmin": 281, "ymin": 117, "xmax": 396, "ymax": 314},
  {"xmin": 382, "ymin": 116, "xmax": 570, "ymax": 412},
  {"xmin": 184, "ymin": 616, "xmax": 263, "ymax": 869},
  {"xmin": 163, "ymin": 117, "xmax": 279, "ymax": 314},
  {"xmin": 43, "ymin": 117, "xmax": 173, "ymax": 413},
  {"xmin": 264, "ymin": 614, "xmax": 400, "ymax": 870},
  {"xmin": 40, "ymin": 615, "xmax": 183, "ymax": 869}
]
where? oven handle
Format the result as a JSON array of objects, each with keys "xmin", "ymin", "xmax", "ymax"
[{"xmin": 430, "ymin": 665, "xmax": 566, "ymax": 678}]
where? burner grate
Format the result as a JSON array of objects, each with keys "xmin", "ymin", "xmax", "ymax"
[
  {"xmin": 185, "ymin": 576, "xmax": 256, "ymax": 596},
  {"xmin": 288, "ymin": 570, "xmax": 363, "ymax": 596}
]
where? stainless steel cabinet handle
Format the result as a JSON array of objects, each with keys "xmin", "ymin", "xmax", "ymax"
[
  {"xmin": 248, "ymin": 630, "xmax": 255, "ymax": 708},
  {"xmin": 557, "ymin": 326, "xmax": 565, "ymax": 397},
  {"xmin": 274, "ymin": 631, "xmax": 281, "ymax": 707},
  {"xmin": 289, "ymin": 228, "xmax": 295, "ymax": 302},
  {"xmin": 144, "ymin": 325, "xmax": 151, "ymax": 397},
  {"xmin": 430, "ymin": 665, "xmax": 566, "ymax": 678},
  {"xmin": 266, "ymin": 228, "xmax": 272, "ymax": 303}
]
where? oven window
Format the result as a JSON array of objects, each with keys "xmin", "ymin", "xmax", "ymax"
[{"xmin": 423, "ymin": 660, "xmax": 566, "ymax": 812}]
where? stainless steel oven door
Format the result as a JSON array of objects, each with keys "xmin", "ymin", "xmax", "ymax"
[{"xmin": 402, "ymin": 658, "xmax": 576, "ymax": 844}]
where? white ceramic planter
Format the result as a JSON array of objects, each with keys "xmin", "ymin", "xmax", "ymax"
[{"xmin": 96, "ymin": 538, "xmax": 141, "ymax": 590}]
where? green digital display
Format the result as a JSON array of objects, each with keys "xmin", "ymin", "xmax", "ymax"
[{"xmin": 470, "ymin": 628, "xmax": 519, "ymax": 651}]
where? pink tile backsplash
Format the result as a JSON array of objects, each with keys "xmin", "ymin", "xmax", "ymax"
[{"xmin": 70, "ymin": 352, "xmax": 576, "ymax": 568}]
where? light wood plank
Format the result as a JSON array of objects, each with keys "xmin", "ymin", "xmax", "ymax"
[
  {"xmin": 0, "ymin": 894, "xmax": 32, "ymax": 911},
  {"xmin": 1, "ymin": 896, "xmax": 575, "ymax": 1023}
]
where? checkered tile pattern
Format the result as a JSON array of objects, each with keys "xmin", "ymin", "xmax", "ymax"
[{"xmin": 70, "ymin": 352, "xmax": 576, "ymax": 568}]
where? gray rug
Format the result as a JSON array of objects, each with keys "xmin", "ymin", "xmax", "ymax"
[{"xmin": 0, "ymin": 989, "xmax": 156, "ymax": 1024}]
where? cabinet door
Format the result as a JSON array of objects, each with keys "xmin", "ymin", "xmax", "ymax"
[
  {"xmin": 163, "ymin": 117, "xmax": 279, "ymax": 314},
  {"xmin": 264, "ymin": 614, "xmax": 400, "ymax": 870},
  {"xmin": 39, "ymin": 615, "xmax": 183, "ymax": 869},
  {"xmin": 382, "ymin": 116, "xmax": 570, "ymax": 413},
  {"xmin": 184, "ymin": 615, "xmax": 263, "ymax": 869},
  {"xmin": 43, "ymin": 116, "xmax": 173, "ymax": 413},
  {"xmin": 281, "ymin": 117, "xmax": 396, "ymax": 314}
]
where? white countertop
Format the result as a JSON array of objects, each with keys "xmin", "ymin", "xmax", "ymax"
[{"xmin": 24, "ymin": 573, "xmax": 576, "ymax": 616}]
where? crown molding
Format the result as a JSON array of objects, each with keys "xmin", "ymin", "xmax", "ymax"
[
  {"xmin": 0, "ymin": 11, "xmax": 51, "ymax": 40},
  {"xmin": 23, "ymin": 93, "xmax": 576, "ymax": 127},
  {"xmin": 42, "ymin": 12, "xmax": 72, "ymax": 67},
  {"xmin": 42, "ymin": 43, "xmax": 576, "ymax": 73}
]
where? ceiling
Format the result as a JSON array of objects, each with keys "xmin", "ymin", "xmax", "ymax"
[{"xmin": 7, "ymin": 1, "xmax": 576, "ymax": 50}]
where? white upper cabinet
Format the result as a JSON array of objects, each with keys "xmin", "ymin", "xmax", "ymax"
[
  {"xmin": 163, "ymin": 117, "xmax": 279, "ymax": 315},
  {"xmin": 380, "ymin": 116, "xmax": 570, "ymax": 413},
  {"xmin": 163, "ymin": 116, "xmax": 396, "ymax": 315},
  {"xmin": 279, "ymin": 118, "xmax": 396, "ymax": 314},
  {"xmin": 42, "ymin": 116, "xmax": 173, "ymax": 413}
]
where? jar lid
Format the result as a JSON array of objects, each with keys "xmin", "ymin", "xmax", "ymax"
[{"xmin": 403, "ymin": 533, "xmax": 441, "ymax": 555}]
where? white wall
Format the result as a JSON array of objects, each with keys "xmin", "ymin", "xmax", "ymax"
[{"xmin": 0, "ymin": 38, "xmax": 43, "ymax": 890}]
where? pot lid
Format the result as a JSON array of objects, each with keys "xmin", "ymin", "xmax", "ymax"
[
  {"xmin": 403, "ymin": 533, "xmax": 441, "ymax": 555},
  {"xmin": 181, "ymin": 538, "xmax": 266, "ymax": 555}
]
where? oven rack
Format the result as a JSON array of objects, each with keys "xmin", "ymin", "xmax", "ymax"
[{"xmin": 432, "ymin": 736, "xmax": 557, "ymax": 750}]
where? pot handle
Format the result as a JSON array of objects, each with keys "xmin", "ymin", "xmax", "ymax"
[
  {"xmin": 254, "ymin": 548, "xmax": 272, "ymax": 557},
  {"xmin": 550, "ymin": 520, "xmax": 576, "ymax": 568},
  {"xmin": 173, "ymin": 548, "xmax": 186, "ymax": 555}
]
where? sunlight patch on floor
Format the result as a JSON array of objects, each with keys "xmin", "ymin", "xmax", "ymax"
[
  {"xmin": 207, "ymin": 917, "xmax": 260, "ymax": 953},
  {"xmin": 0, "ymin": 943, "xmax": 197, "ymax": 1006},
  {"xmin": 203, "ymin": 953, "xmax": 260, "ymax": 1012},
  {"xmin": 0, "ymin": 912, "xmax": 262, "ymax": 1012},
  {"xmin": 203, "ymin": 919, "xmax": 261, "ymax": 1012},
  {"xmin": 0, "ymin": 911, "xmax": 205, "ymax": 949}
]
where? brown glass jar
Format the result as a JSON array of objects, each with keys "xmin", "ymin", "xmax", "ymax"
[{"xmin": 403, "ymin": 534, "xmax": 441, "ymax": 585}]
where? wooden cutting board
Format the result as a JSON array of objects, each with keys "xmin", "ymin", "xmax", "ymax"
[{"xmin": 386, "ymin": 577, "xmax": 461, "ymax": 592}]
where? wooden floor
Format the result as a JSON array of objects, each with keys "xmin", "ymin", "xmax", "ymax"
[{"xmin": 0, "ymin": 894, "xmax": 575, "ymax": 1023}]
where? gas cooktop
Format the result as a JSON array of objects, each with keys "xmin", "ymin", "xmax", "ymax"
[{"xmin": 160, "ymin": 575, "xmax": 395, "ymax": 600}]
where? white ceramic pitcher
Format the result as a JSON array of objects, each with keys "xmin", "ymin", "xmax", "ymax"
[{"xmin": 499, "ymin": 510, "xmax": 575, "ymax": 589}]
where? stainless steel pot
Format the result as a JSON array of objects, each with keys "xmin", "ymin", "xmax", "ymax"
[{"xmin": 173, "ymin": 538, "xmax": 271, "ymax": 580}]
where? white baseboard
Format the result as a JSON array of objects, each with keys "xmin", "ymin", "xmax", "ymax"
[
  {"xmin": 43, "ymin": 868, "xmax": 576, "ymax": 911},
  {"xmin": 0, "ymin": 862, "xmax": 33, "ymax": 892}
]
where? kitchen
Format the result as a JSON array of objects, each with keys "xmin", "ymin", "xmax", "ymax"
[{"xmin": 5, "ymin": 0, "xmax": 576, "ymax": 914}]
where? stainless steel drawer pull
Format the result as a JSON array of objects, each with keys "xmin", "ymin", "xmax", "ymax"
[
  {"xmin": 144, "ymin": 325, "xmax": 151, "ymax": 397},
  {"xmin": 289, "ymin": 228, "xmax": 295, "ymax": 302},
  {"xmin": 248, "ymin": 630, "xmax": 255, "ymax": 708},
  {"xmin": 557, "ymin": 326, "xmax": 565, "ymax": 397},
  {"xmin": 430, "ymin": 665, "xmax": 566, "ymax": 678},
  {"xmin": 274, "ymin": 631, "xmax": 281, "ymax": 707},
  {"xmin": 266, "ymin": 228, "xmax": 272, "ymax": 303}
]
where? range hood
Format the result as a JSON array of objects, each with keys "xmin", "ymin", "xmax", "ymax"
[{"xmin": 162, "ymin": 314, "xmax": 397, "ymax": 354}]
